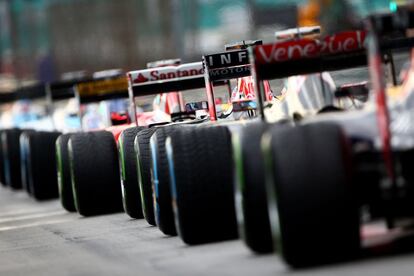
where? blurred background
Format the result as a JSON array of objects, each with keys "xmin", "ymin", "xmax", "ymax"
[{"xmin": 0, "ymin": 0, "xmax": 408, "ymax": 88}]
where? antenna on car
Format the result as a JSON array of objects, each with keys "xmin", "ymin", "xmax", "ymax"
[
  {"xmin": 147, "ymin": 59, "xmax": 181, "ymax": 68},
  {"xmin": 61, "ymin": 71, "xmax": 88, "ymax": 81},
  {"xmin": 93, "ymin": 69, "xmax": 123, "ymax": 79},
  {"xmin": 275, "ymin": 25, "xmax": 321, "ymax": 41},
  {"xmin": 224, "ymin": 40, "xmax": 262, "ymax": 51}
]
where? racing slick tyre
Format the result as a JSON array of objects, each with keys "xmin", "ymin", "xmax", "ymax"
[
  {"xmin": 135, "ymin": 128, "xmax": 158, "ymax": 226},
  {"xmin": 26, "ymin": 131, "xmax": 61, "ymax": 200},
  {"xmin": 2, "ymin": 128, "xmax": 23, "ymax": 189},
  {"xmin": 263, "ymin": 123, "xmax": 360, "ymax": 267},
  {"xmin": 20, "ymin": 130, "xmax": 36, "ymax": 194},
  {"xmin": 69, "ymin": 131, "xmax": 123, "ymax": 216},
  {"xmin": 167, "ymin": 125, "xmax": 238, "ymax": 245},
  {"xmin": 119, "ymin": 126, "xmax": 145, "ymax": 219},
  {"xmin": 150, "ymin": 126, "xmax": 178, "ymax": 236},
  {"xmin": 232, "ymin": 121, "xmax": 273, "ymax": 253},
  {"xmin": 56, "ymin": 133, "xmax": 76, "ymax": 212}
]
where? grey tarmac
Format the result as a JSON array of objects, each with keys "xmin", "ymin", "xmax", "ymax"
[{"xmin": 0, "ymin": 186, "xmax": 414, "ymax": 276}]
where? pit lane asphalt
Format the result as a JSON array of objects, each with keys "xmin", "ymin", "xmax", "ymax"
[{"xmin": 1, "ymin": 186, "xmax": 414, "ymax": 276}]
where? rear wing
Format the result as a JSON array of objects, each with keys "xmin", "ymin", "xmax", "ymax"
[
  {"xmin": 16, "ymin": 83, "xmax": 47, "ymax": 101},
  {"xmin": 250, "ymin": 25, "xmax": 414, "ymax": 118},
  {"xmin": 127, "ymin": 61, "xmax": 228, "ymax": 124},
  {"xmin": 251, "ymin": 30, "xmax": 367, "ymax": 81},
  {"xmin": 51, "ymin": 69, "xmax": 125, "ymax": 103},
  {"xmin": 203, "ymin": 45, "xmax": 265, "ymax": 120},
  {"xmin": 128, "ymin": 62, "xmax": 208, "ymax": 97},
  {"xmin": 202, "ymin": 48, "xmax": 260, "ymax": 120},
  {"xmin": 252, "ymin": 20, "xmax": 414, "ymax": 82},
  {"xmin": 0, "ymin": 92, "xmax": 16, "ymax": 105},
  {"xmin": 49, "ymin": 77, "xmax": 91, "ymax": 101},
  {"xmin": 74, "ymin": 75, "xmax": 129, "ymax": 104},
  {"xmin": 203, "ymin": 49, "xmax": 250, "ymax": 81}
]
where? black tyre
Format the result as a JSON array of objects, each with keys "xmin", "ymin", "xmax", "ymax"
[
  {"xmin": 20, "ymin": 130, "xmax": 35, "ymax": 193},
  {"xmin": 263, "ymin": 123, "xmax": 360, "ymax": 267},
  {"xmin": 232, "ymin": 121, "xmax": 273, "ymax": 253},
  {"xmin": 25, "ymin": 131, "xmax": 61, "ymax": 200},
  {"xmin": 167, "ymin": 125, "xmax": 238, "ymax": 245},
  {"xmin": 118, "ymin": 126, "xmax": 145, "ymax": 219},
  {"xmin": 69, "ymin": 131, "xmax": 123, "ymax": 216},
  {"xmin": 56, "ymin": 133, "xmax": 76, "ymax": 212},
  {"xmin": 135, "ymin": 128, "xmax": 157, "ymax": 225},
  {"xmin": 150, "ymin": 126, "xmax": 177, "ymax": 235},
  {"xmin": 2, "ymin": 128, "xmax": 23, "ymax": 189}
]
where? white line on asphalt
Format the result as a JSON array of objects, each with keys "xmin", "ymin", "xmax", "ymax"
[
  {"xmin": 0, "ymin": 207, "xmax": 61, "ymax": 218},
  {"xmin": 0, "ymin": 218, "xmax": 72, "ymax": 232},
  {"xmin": 0, "ymin": 210, "xmax": 68, "ymax": 224}
]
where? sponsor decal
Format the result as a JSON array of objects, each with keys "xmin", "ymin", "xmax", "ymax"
[
  {"xmin": 255, "ymin": 30, "xmax": 366, "ymax": 64},
  {"xmin": 77, "ymin": 77, "xmax": 128, "ymax": 97},
  {"xmin": 135, "ymin": 73, "xmax": 149, "ymax": 83},
  {"xmin": 129, "ymin": 62, "xmax": 204, "ymax": 85},
  {"xmin": 209, "ymin": 65, "xmax": 250, "ymax": 78},
  {"xmin": 205, "ymin": 50, "xmax": 249, "ymax": 68}
]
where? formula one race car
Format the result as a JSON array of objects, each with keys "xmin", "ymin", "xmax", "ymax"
[
  {"xmin": 251, "ymin": 7, "xmax": 414, "ymax": 267},
  {"xmin": 164, "ymin": 41, "xmax": 273, "ymax": 245},
  {"xmin": 2, "ymin": 83, "xmax": 62, "ymax": 199},
  {"xmin": 119, "ymin": 58, "xmax": 188, "ymax": 220},
  {"xmin": 63, "ymin": 62, "xmax": 210, "ymax": 217},
  {"xmin": 19, "ymin": 73, "xmax": 90, "ymax": 201},
  {"xmin": 58, "ymin": 70, "xmax": 134, "ymax": 216},
  {"xmin": 233, "ymin": 27, "xmax": 370, "ymax": 254},
  {"xmin": 127, "ymin": 60, "xmax": 227, "ymax": 233},
  {"xmin": 51, "ymin": 74, "xmax": 90, "ymax": 211}
]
